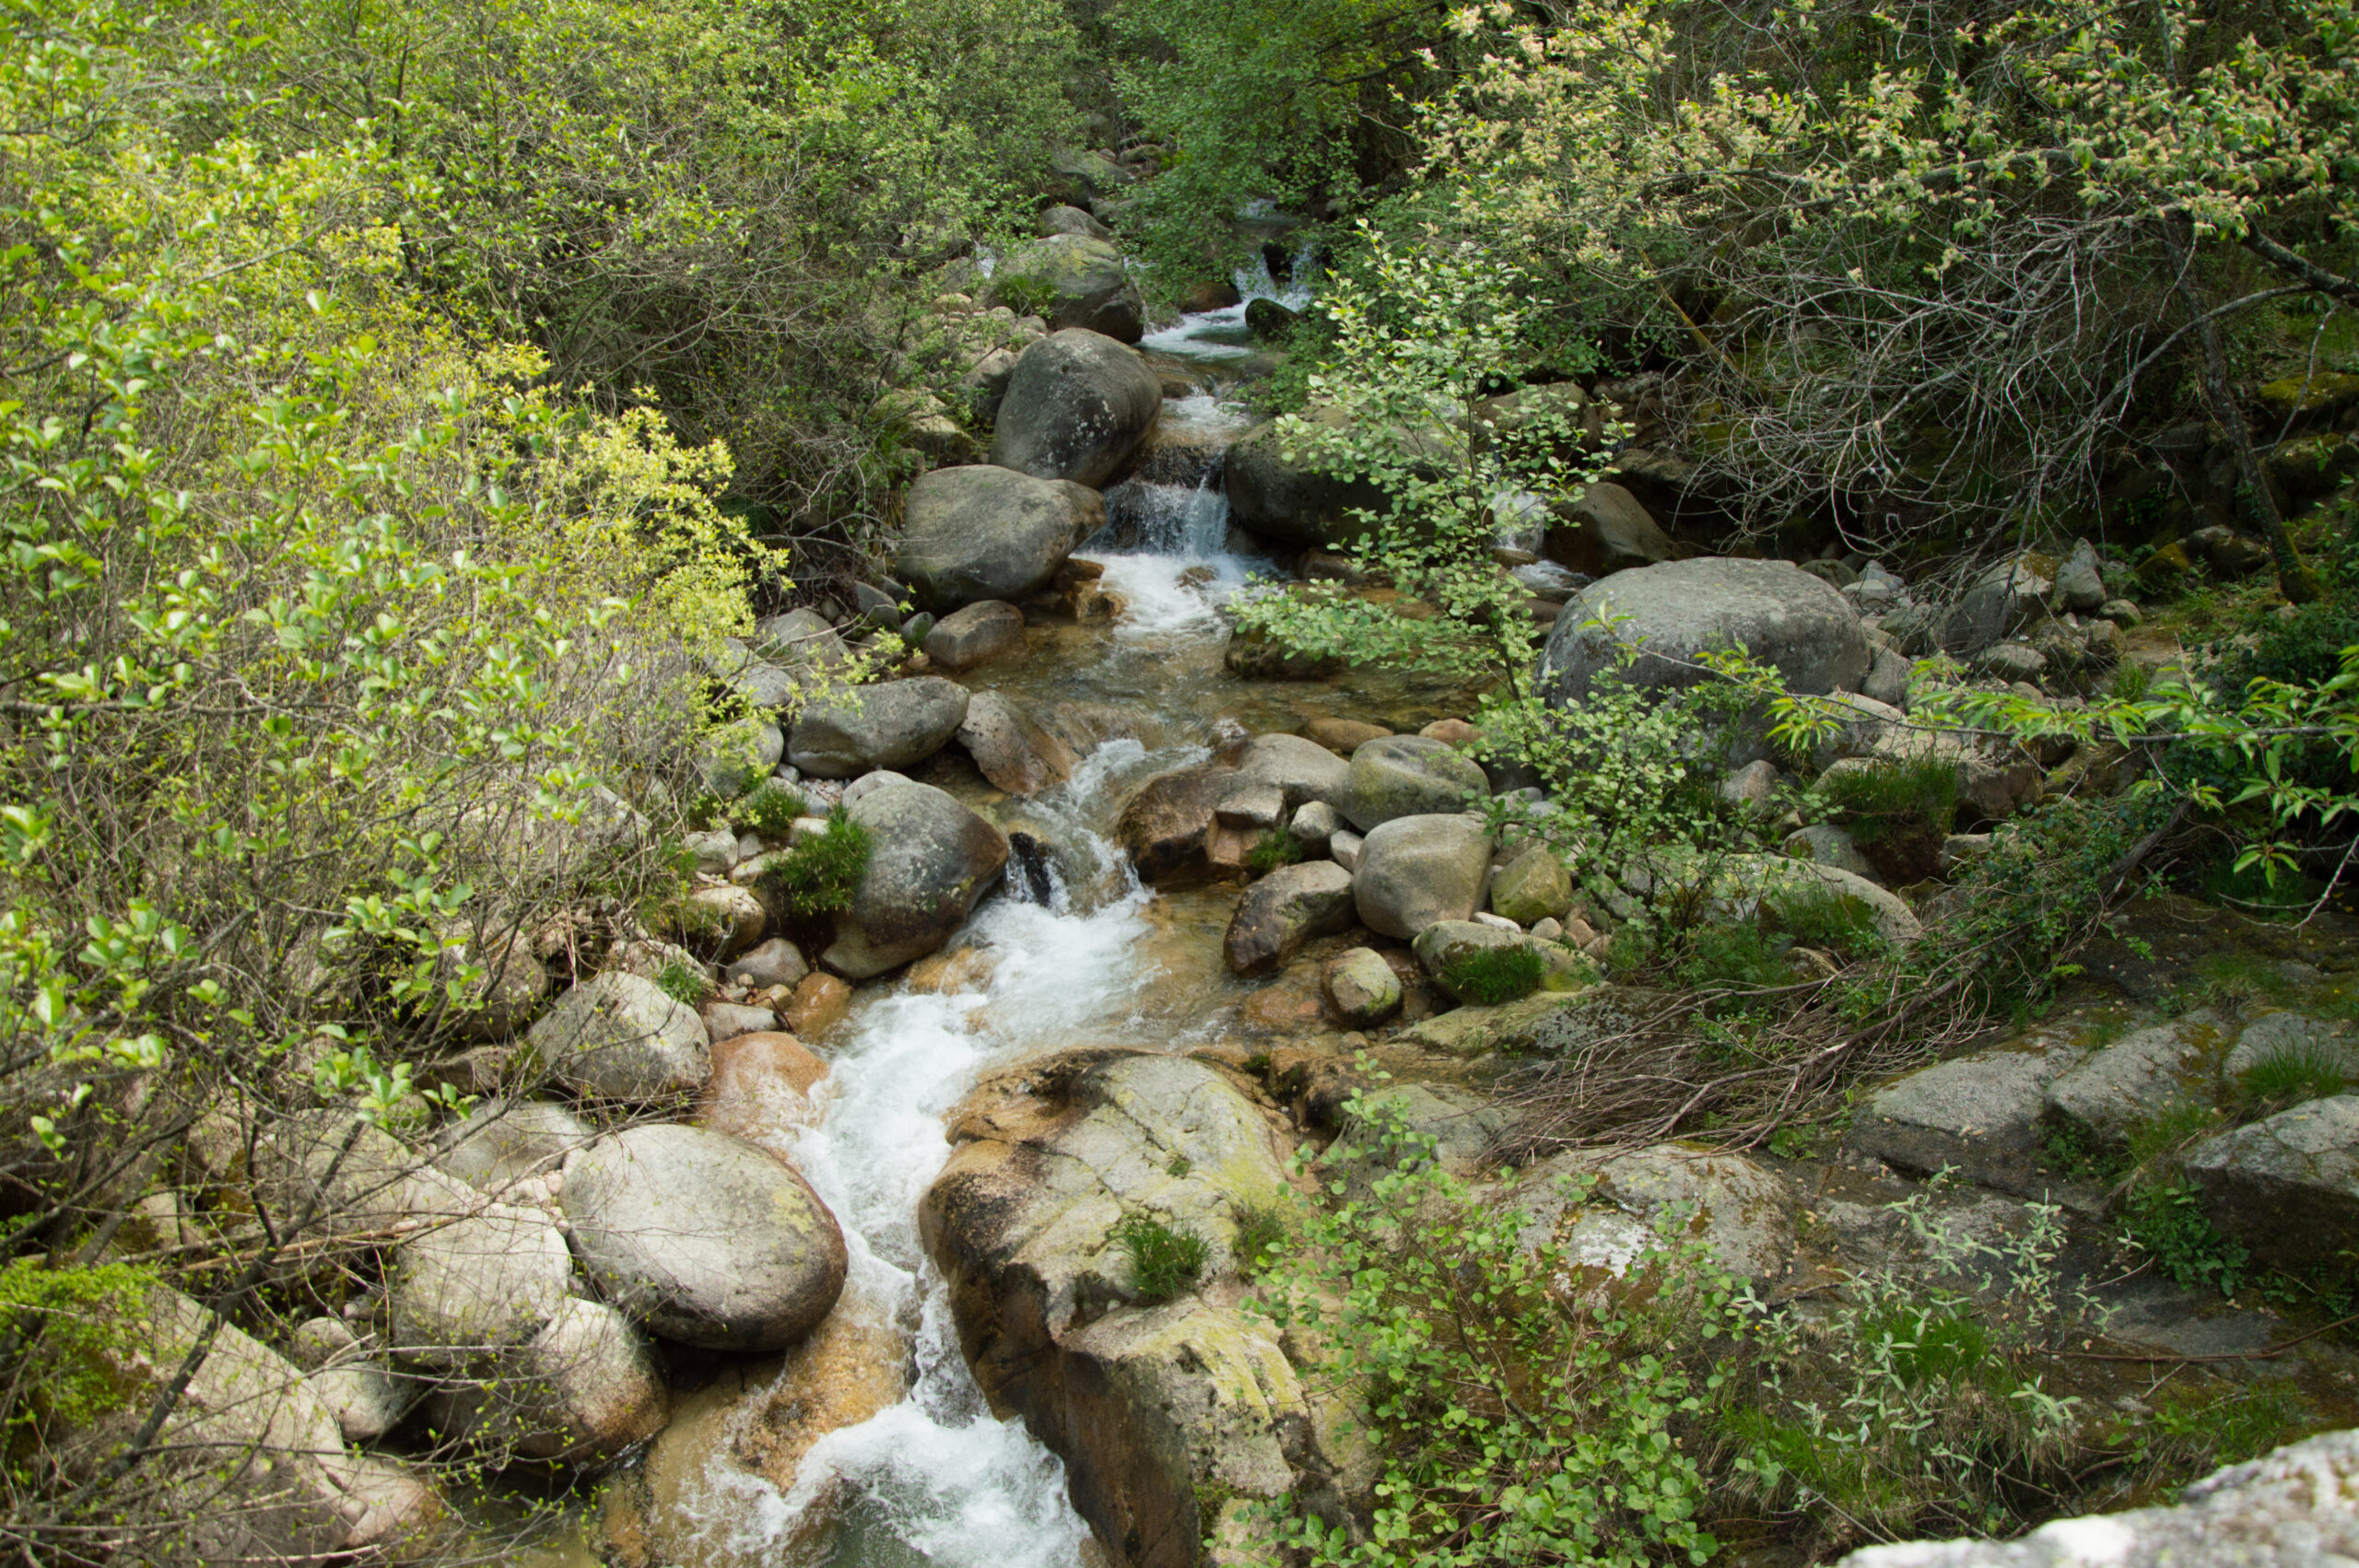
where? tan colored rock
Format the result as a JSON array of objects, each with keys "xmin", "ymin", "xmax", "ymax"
[
  {"xmin": 1304, "ymin": 717, "xmax": 1391, "ymax": 755},
  {"xmin": 783, "ymin": 971, "xmax": 853, "ymax": 1039},
  {"xmin": 698, "ymin": 1031, "xmax": 829, "ymax": 1145}
]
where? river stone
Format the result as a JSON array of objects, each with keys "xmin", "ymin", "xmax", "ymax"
[
  {"xmin": 2043, "ymin": 1018, "xmax": 2223, "ymax": 1141},
  {"xmin": 957, "ymin": 690, "xmax": 1078, "ymax": 795},
  {"xmin": 1490, "ymin": 844, "xmax": 1574, "ymax": 923},
  {"xmin": 2056, "ymin": 538, "xmax": 2107, "ymax": 612},
  {"xmin": 1306, "ymin": 717, "xmax": 1391, "ymax": 754},
  {"xmin": 561, "ymin": 1123, "xmax": 847, "ymax": 1352},
  {"xmin": 990, "ymin": 329, "xmax": 1163, "ymax": 487},
  {"xmin": 1836, "ymin": 1430, "xmax": 2359, "ymax": 1567},
  {"xmin": 1400, "ymin": 989, "xmax": 1590, "ymax": 1059},
  {"xmin": 1539, "ymin": 557, "xmax": 1869, "ymax": 708},
  {"xmin": 1781, "ymin": 824, "xmax": 1883, "ymax": 884},
  {"xmin": 1341, "ymin": 735, "xmax": 1491, "ymax": 831},
  {"xmin": 428, "ymin": 1295, "xmax": 669, "ymax": 1467},
  {"xmin": 680, "ymin": 883, "xmax": 766, "ymax": 960},
  {"xmin": 434, "ymin": 1099, "xmax": 593, "ymax": 1195},
  {"xmin": 699, "ymin": 1000, "xmax": 776, "ymax": 1041},
  {"xmin": 922, "ymin": 599, "xmax": 1027, "ymax": 671},
  {"xmin": 1225, "ymin": 731, "xmax": 1351, "ymax": 816},
  {"xmin": 1846, "ymin": 1033, "xmax": 2092, "ymax": 1197},
  {"xmin": 822, "ymin": 781, "xmax": 1009, "ymax": 978},
  {"xmin": 526, "ymin": 971, "xmax": 711, "ymax": 1104},
  {"xmin": 698, "ymin": 1030, "xmax": 828, "ymax": 1145},
  {"xmin": 290, "ymin": 1319, "xmax": 413, "ymax": 1443},
  {"xmin": 1354, "ymin": 813, "xmax": 1495, "ymax": 939},
  {"xmin": 985, "ymin": 235, "xmax": 1145, "ymax": 343},
  {"xmin": 1224, "ymin": 408, "xmax": 1391, "ymax": 547},
  {"xmin": 1514, "ymin": 1143, "xmax": 1796, "ymax": 1281},
  {"xmin": 1323, "ymin": 946, "xmax": 1402, "ymax": 1025},
  {"xmin": 1543, "ymin": 480, "xmax": 1673, "ymax": 578},
  {"xmin": 788, "ymin": 677, "xmax": 969, "ymax": 779},
  {"xmin": 2183, "ymin": 1094, "xmax": 2359, "ymax": 1270},
  {"xmin": 389, "ymin": 1199, "xmax": 575, "ymax": 1365},
  {"xmin": 724, "ymin": 936, "xmax": 809, "ymax": 991},
  {"xmin": 1118, "ymin": 762, "xmax": 1237, "ymax": 884},
  {"xmin": 1224, "ymin": 860, "xmax": 1356, "ymax": 977},
  {"xmin": 898, "ymin": 465, "xmax": 1100, "ymax": 612}
]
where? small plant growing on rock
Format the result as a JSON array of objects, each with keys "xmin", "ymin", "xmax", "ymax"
[
  {"xmin": 1112, "ymin": 1214, "xmax": 1208, "ymax": 1303},
  {"xmin": 2238, "ymin": 1040, "xmax": 2349, "ymax": 1111},
  {"xmin": 1443, "ymin": 942, "xmax": 1544, "ymax": 1005},
  {"xmin": 656, "ymin": 959, "xmax": 711, "ymax": 1005},
  {"xmin": 2122, "ymin": 1179, "xmax": 2248, "ymax": 1297},
  {"xmin": 736, "ymin": 781, "xmax": 808, "ymax": 842},
  {"xmin": 1229, "ymin": 1202, "xmax": 1291, "ymax": 1278},
  {"xmin": 1244, "ymin": 829, "xmax": 1304, "ymax": 876},
  {"xmin": 758, "ymin": 807, "xmax": 874, "ymax": 917}
]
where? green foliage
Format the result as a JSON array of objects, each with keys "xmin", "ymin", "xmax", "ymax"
[
  {"xmin": 1443, "ymin": 943, "xmax": 1546, "ymax": 1004},
  {"xmin": 737, "ymin": 782, "xmax": 810, "ymax": 842},
  {"xmin": 2119, "ymin": 1380, "xmax": 2315, "ymax": 1497},
  {"xmin": 0, "ymin": 1261, "xmax": 157, "ymax": 1464},
  {"xmin": 656, "ymin": 960, "xmax": 713, "ymax": 1006},
  {"xmin": 1230, "ymin": 1201, "xmax": 1291, "ymax": 1278},
  {"xmin": 1766, "ymin": 883, "xmax": 1889, "ymax": 960},
  {"xmin": 1113, "ymin": 1214, "xmax": 1210, "ymax": 1303},
  {"xmin": 1245, "ymin": 830, "xmax": 1306, "ymax": 875},
  {"xmin": 2123, "ymin": 1179, "xmax": 2249, "ymax": 1298},
  {"xmin": 757, "ymin": 808, "xmax": 875, "ymax": 917},
  {"xmin": 1814, "ymin": 755, "xmax": 1961, "ymax": 845},
  {"xmin": 2238, "ymin": 1041, "xmax": 2350, "ymax": 1111}
]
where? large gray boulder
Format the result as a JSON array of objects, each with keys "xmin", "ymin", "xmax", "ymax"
[
  {"xmin": 1340, "ymin": 735, "xmax": 1490, "ymax": 831},
  {"xmin": 1543, "ymin": 481, "xmax": 1674, "ymax": 578},
  {"xmin": 525, "ymin": 971, "xmax": 710, "ymax": 1104},
  {"xmin": 2184, "ymin": 1094, "xmax": 2359, "ymax": 1270},
  {"xmin": 388, "ymin": 1199, "xmax": 575, "ymax": 1364},
  {"xmin": 788, "ymin": 676, "xmax": 970, "ymax": 779},
  {"xmin": 821, "ymin": 780, "xmax": 1009, "ymax": 978},
  {"xmin": 898, "ymin": 465, "xmax": 1101, "ymax": 612},
  {"xmin": 559, "ymin": 1123, "xmax": 848, "ymax": 1352},
  {"xmin": 1353, "ymin": 813, "xmax": 1495, "ymax": 939},
  {"xmin": 922, "ymin": 599, "xmax": 1027, "ymax": 672},
  {"xmin": 1835, "ymin": 1431, "xmax": 2359, "ymax": 1567},
  {"xmin": 435, "ymin": 1099, "xmax": 593, "ymax": 1195},
  {"xmin": 429, "ymin": 1295, "xmax": 669, "ymax": 1466},
  {"xmin": 990, "ymin": 329, "xmax": 1162, "ymax": 488},
  {"xmin": 984, "ymin": 235, "xmax": 1145, "ymax": 343},
  {"xmin": 1936, "ymin": 553, "xmax": 2051, "ymax": 656},
  {"xmin": 1513, "ymin": 1143, "xmax": 1796, "ymax": 1281},
  {"xmin": 957, "ymin": 690, "xmax": 1077, "ymax": 795},
  {"xmin": 1539, "ymin": 557, "xmax": 1870, "ymax": 708},
  {"xmin": 1846, "ymin": 1032, "xmax": 2092, "ymax": 1196},
  {"xmin": 1224, "ymin": 408, "xmax": 1389, "ymax": 548},
  {"xmin": 2043, "ymin": 1020, "xmax": 2215, "ymax": 1141},
  {"xmin": 1224, "ymin": 860, "xmax": 1356, "ymax": 976}
]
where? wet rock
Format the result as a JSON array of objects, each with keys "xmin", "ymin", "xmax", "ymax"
[
  {"xmin": 1834, "ymin": 1430, "xmax": 2359, "ymax": 1567},
  {"xmin": 958, "ymin": 690, "xmax": 1078, "ymax": 795},
  {"xmin": 1225, "ymin": 408, "xmax": 1390, "ymax": 548},
  {"xmin": 1118, "ymin": 762, "xmax": 1237, "ymax": 885},
  {"xmin": 1514, "ymin": 1143, "xmax": 1796, "ymax": 1281},
  {"xmin": 898, "ymin": 465, "xmax": 1100, "ymax": 613},
  {"xmin": 782, "ymin": 970, "xmax": 853, "ymax": 1039},
  {"xmin": 991, "ymin": 329, "xmax": 1163, "ymax": 487},
  {"xmin": 1846, "ymin": 1034, "xmax": 2093, "ymax": 1197},
  {"xmin": 1340, "ymin": 735, "xmax": 1491, "ymax": 831},
  {"xmin": 2043, "ymin": 1018, "xmax": 2222, "ymax": 1141},
  {"xmin": 1225, "ymin": 861, "xmax": 1356, "ymax": 977},
  {"xmin": 1781, "ymin": 823, "xmax": 1883, "ymax": 884},
  {"xmin": 2184, "ymin": 1094, "xmax": 2359, "ymax": 1270},
  {"xmin": 1354, "ymin": 813, "xmax": 1494, "ymax": 939},
  {"xmin": 1543, "ymin": 481, "xmax": 1673, "ymax": 578},
  {"xmin": 1323, "ymin": 946, "xmax": 1402, "ymax": 1025},
  {"xmin": 526, "ymin": 971, "xmax": 711, "ymax": 1104},
  {"xmin": 1543, "ymin": 557, "xmax": 1868, "ymax": 710},
  {"xmin": 389, "ymin": 1199, "xmax": 576, "ymax": 1364},
  {"xmin": 1305, "ymin": 717, "xmax": 1391, "ymax": 754},
  {"xmin": 698, "ymin": 1030, "xmax": 828, "ymax": 1145},
  {"xmin": 983, "ymin": 236, "xmax": 1145, "ymax": 343},
  {"xmin": 434, "ymin": 1099, "xmax": 593, "ymax": 1195},
  {"xmin": 922, "ymin": 599, "xmax": 1027, "ymax": 672},
  {"xmin": 723, "ymin": 936, "xmax": 808, "ymax": 991},
  {"xmin": 822, "ymin": 781, "xmax": 1008, "ymax": 978},
  {"xmin": 788, "ymin": 677, "xmax": 970, "ymax": 779},
  {"xmin": 1490, "ymin": 844, "xmax": 1574, "ymax": 923},
  {"xmin": 561, "ymin": 1123, "xmax": 847, "ymax": 1352},
  {"xmin": 430, "ymin": 1295, "xmax": 669, "ymax": 1467}
]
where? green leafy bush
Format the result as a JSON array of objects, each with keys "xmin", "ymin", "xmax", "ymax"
[
  {"xmin": 737, "ymin": 781, "xmax": 810, "ymax": 842},
  {"xmin": 1766, "ymin": 883, "xmax": 1889, "ymax": 959},
  {"xmin": 2121, "ymin": 1380, "xmax": 2314, "ymax": 1495},
  {"xmin": 758, "ymin": 808, "xmax": 875, "ymax": 917},
  {"xmin": 1443, "ymin": 942, "xmax": 1545, "ymax": 1004},
  {"xmin": 2123, "ymin": 1179, "xmax": 2248, "ymax": 1297},
  {"xmin": 1113, "ymin": 1214, "xmax": 1209, "ymax": 1302},
  {"xmin": 1245, "ymin": 830, "xmax": 1305, "ymax": 875}
]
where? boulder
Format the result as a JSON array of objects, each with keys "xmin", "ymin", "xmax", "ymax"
[
  {"xmin": 1539, "ymin": 557, "xmax": 1869, "ymax": 708},
  {"xmin": 1724, "ymin": 855, "xmax": 1922, "ymax": 947},
  {"xmin": 2043, "ymin": 1019, "xmax": 2219, "ymax": 1141},
  {"xmin": 985, "ymin": 235, "xmax": 1144, "ymax": 342},
  {"xmin": 249, "ymin": 1111, "xmax": 461, "ymax": 1243},
  {"xmin": 560, "ymin": 1123, "xmax": 847, "ymax": 1352},
  {"xmin": 1513, "ymin": 1143, "xmax": 1796, "ymax": 1281},
  {"xmin": 788, "ymin": 677, "xmax": 970, "ymax": 779},
  {"xmin": 1328, "ymin": 1082, "xmax": 1507, "ymax": 1176},
  {"xmin": 921, "ymin": 1049, "xmax": 1323, "ymax": 1568},
  {"xmin": 289, "ymin": 1319, "xmax": 413, "ymax": 1444},
  {"xmin": 525, "ymin": 971, "xmax": 711, "ymax": 1104},
  {"xmin": 698, "ymin": 1030, "xmax": 828, "ymax": 1145},
  {"xmin": 1543, "ymin": 481, "xmax": 1674, "ymax": 578},
  {"xmin": 723, "ymin": 936, "xmax": 809, "ymax": 991},
  {"xmin": 1413, "ymin": 920, "xmax": 1531, "ymax": 998},
  {"xmin": 898, "ymin": 465, "xmax": 1100, "ymax": 612},
  {"xmin": 2055, "ymin": 538, "xmax": 2107, "ymax": 612},
  {"xmin": 1354, "ymin": 814, "xmax": 1495, "ymax": 939},
  {"xmin": 1036, "ymin": 203, "xmax": 1112, "ymax": 240},
  {"xmin": 1224, "ymin": 409, "xmax": 1389, "ymax": 547},
  {"xmin": 698, "ymin": 1000, "xmax": 776, "ymax": 1041},
  {"xmin": 1834, "ymin": 1431, "xmax": 2359, "ymax": 1567},
  {"xmin": 1117, "ymin": 763, "xmax": 1237, "ymax": 885},
  {"xmin": 1305, "ymin": 717, "xmax": 1391, "ymax": 754},
  {"xmin": 1224, "ymin": 732, "xmax": 1351, "ymax": 817},
  {"xmin": 428, "ymin": 1295, "xmax": 669, "ymax": 1466},
  {"xmin": 1340, "ymin": 735, "xmax": 1491, "ymax": 831},
  {"xmin": 990, "ymin": 329, "xmax": 1163, "ymax": 487},
  {"xmin": 1400, "ymin": 989, "xmax": 1592, "ymax": 1059},
  {"xmin": 1846, "ymin": 1033, "xmax": 2093, "ymax": 1197},
  {"xmin": 389, "ymin": 1199, "xmax": 575, "ymax": 1367},
  {"xmin": 922, "ymin": 599, "xmax": 1027, "ymax": 672},
  {"xmin": 2184, "ymin": 1094, "xmax": 2359, "ymax": 1270},
  {"xmin": 1862, "ymin": 644, "xmax": 1913, "ymax": 708},
  {"xmin": 822, "ymin": 780, "xmax": 1008, "ymax": 978},
  {"xmin": 783, "ymin": 970, "xmax": 853, "ymax": 1039},
  {"xmin": 1289, "ymin": 800, "xmax": 1344, "ymax": 852},
  {"xmin": 1323, "ymin": 946, "xmax": 1402, "ymax": 1025},
  {"xmin": 957, "ymin": 690, "xmax": 1078, "ymax": 795},
  {"xmin": 1224, "ymin": 861, "xmax": 1356, "ymax": 976},
  {"xmin": 1490, "ymin": 844, "xmax": 1574, "ymax": 924},
  {"xmin": 1938, "ymin": 553, "xmax": 2051, "ymax": 656},
  {"xmin": 2224, "ymin": 1012, "xmax": 2359, "ymax": 1080},
  {"xmin": 434, "ymin": 1099, "xmax": 593, "ymax": 1195},
  {"xmin": 1780, "ymin": 824, "xmax": 1883, "ymax": 885}
]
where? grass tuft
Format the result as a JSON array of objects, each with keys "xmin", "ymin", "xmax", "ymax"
[
  {"xmin": 2238, "ymin": 1040, "xmax": 2348, "ymax": 1111},
  {"xmin": 1113, "ymin": 1213, "xmax": 1209, "ymax": 1302},
  {"xmin": 1446, "ymin": 942, "xmax": 1545, "ymax": 1004},
  {"xmin": 655, "ymin": 958, "xmax": 710, "ymax": 1005},
  {"xmin": 736, "ymin": 780, "xmax": 808, "ymax": 841},
  {"xmin": 1230, "ymin": 1201, "xmax": 1292, "ymax": 1278},
  {"xmin": 757, "ymin": 806, "xmax": 874, "ymax": 917}
]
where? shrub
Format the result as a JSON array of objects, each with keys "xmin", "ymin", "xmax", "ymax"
[
  {"xmin": 758, "ymin": 808, "xmax": 874, "ymax": 916},
  {"xmin": 1443, "ymin": 942, "xmax": 1545, "ymax": 1004},
  {"xmin": 2123, "ymin": 1380, "xmax": 2315, "ymax": 1495},
  {"xmin": 737, "ymin": 781, "xmax": 809, "ymax": 842},
  {"xmin": 1245, "ymin": 829, "xmax": 1305, "ymax": 875},
  {"xmin": 2239, "ymin": 1041, "xmax": 2349, "ymax": 1112},
  {"xmin": 1112, "ymin": 1214, "xmax": 1209, "ymax": 1302}
]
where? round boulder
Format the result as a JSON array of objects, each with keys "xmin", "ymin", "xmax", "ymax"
[
  {"xmin": 1323, "ymin": 947, "xmax": 1402, "ymax": 1026},
  {"xmin": 788, "ymin": 677, "xmax": 971, "ymax": 779},
  {"xmin": 1490, "ymin": 845, "xmax": 1574, "ymax": 925},
  {"xmin": 1225, "ymin": 409, "xmax": 1389, "ymax": 548},
  {"xmin": 1539, "ymin": 557, "xmax": 1869, "ymax": 708},
  {"xmin": 559, "ymin": 1123, "xmax": 848, "ymax": 1352},
  {"xmin": 1341, "ymin": 735, "xmax": 1490, "ymax": 832},
  {"xmin": 434, "ymin": 1099, "xmax": 593, "ymax": 1195},
  {"xmin": 990, "ymin": 330, "xmax": 1162, "ymax": 489},
  {"xmin": 524, "ymin": 971, "xmax": 710, "ymax": 1104},
  {"xmin": 983, "ymin": 235, "xmax": 1145, "ymax": 343},
  {"xmin": 821, "ymin": 781, "xmax": 1010, "ymax": 978},
  {"xmin": 898, "ymin": 465, "xmax": 1102, "ymax": 612},
  {"xmin": 1353, "ymin": 813, "xmax": 1494, "ymax": 940}
]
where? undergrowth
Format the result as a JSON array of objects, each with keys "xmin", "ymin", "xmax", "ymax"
[
  {"xmin": 757, "ymin": 806, "xmax": 874, "ymax": 916},
  {"xmin": 736, "ymin": 780, "xmax": 810, "ymax": 841},
  {"xmin": 1246, "ymin": 830, "xmax": 1306, "ymax": 875}
]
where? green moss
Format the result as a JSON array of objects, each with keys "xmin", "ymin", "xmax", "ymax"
[
  {"xmin": 1444, "ymin": 943, "xmax": 1544, "ymax": 1004},
  {"xmin": 1113, "ymin": 1213, "xmax": 1209, "ymax": 1303},
  {"xmin": 757, "ymin": 806, "xmax": 874, "ymax": 917}
]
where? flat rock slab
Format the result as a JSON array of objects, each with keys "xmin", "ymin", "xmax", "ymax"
[
  {"xmin": 2043, "ymin": 1016, "xmax": 2227, "ymax": 1140},
  {"xmin": 2184, "ymin": 1093, "xmax": 2359, "ymax": 1270},
  {"xmin": 1847, "ymin": 1034, "xmax": 2103, "ymax": 1203}
]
